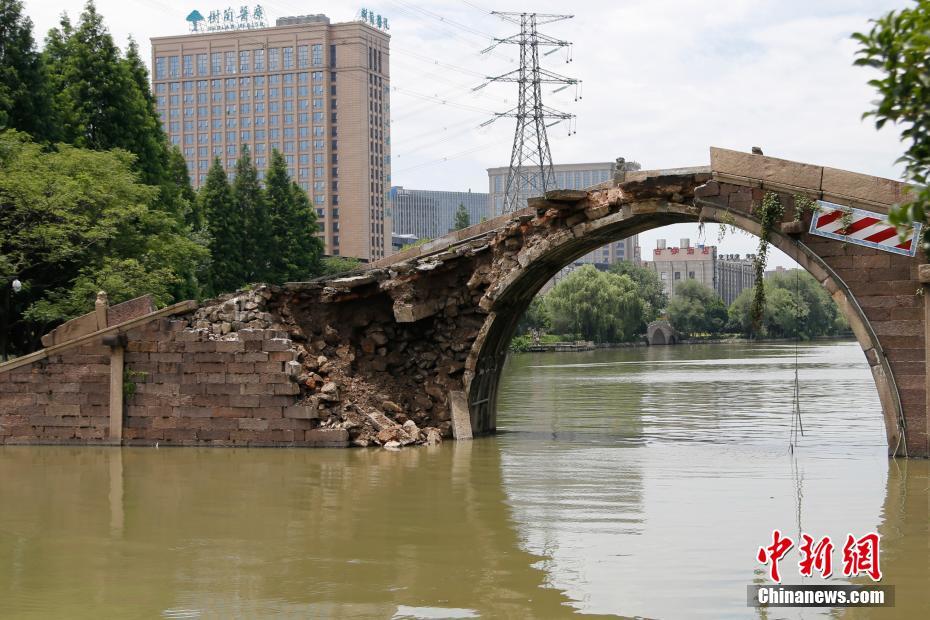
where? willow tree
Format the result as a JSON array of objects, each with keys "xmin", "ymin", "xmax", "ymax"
[{"xmin": 545, "ymin": 265, "xmax": 644, "ymax": 343}]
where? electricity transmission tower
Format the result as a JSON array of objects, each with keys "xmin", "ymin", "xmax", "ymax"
[{"xmin": 477, "ymin": 12, "xmax": 579, "ymax": 213}]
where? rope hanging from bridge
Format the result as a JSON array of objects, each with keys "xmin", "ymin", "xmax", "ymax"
[{"xmin": 789, "ymin": 261, "xmax": 805, "ymax": 453}]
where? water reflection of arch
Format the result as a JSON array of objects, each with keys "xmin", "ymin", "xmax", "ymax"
[{"xmin": 839, "ymin": 459, "xmax": 930, "ymax": 618}]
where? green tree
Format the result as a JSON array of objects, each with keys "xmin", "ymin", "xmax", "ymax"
[
  {"xmin": 517, "ymin": 295, "xmax": 551, "ymax": 335},
  {"xmin": 452, "ymin": 203, "xmax": 470, "ymax": 231},
  {"xmin": 231, "ymin": 144, "xmax": 268, "ymax": 282},
  {"xmin": 265, "ymin": 149, "xmax": 323, "ymax": 283},
  {"xmin": 200, "ymin": 158, "xmax": 242, "ymax": 294},
  {"xmin": 854, "ymin": 4, "xmax": 930, "ymax": 252},
  {"xmin": 608, "ymin": 261, "xmax": 668, "ymax": 323},
  {"xmin": 0, "ymin": 0, "xmax": 50, "ymax": 139},
  {"xmin": 545, "ymin": 264, "xmax": 644, "ymax": 343},
  {"xmin": 728, "ymin": 270, "xmax": 844, "ymax": 339},
  {"xmin": 0, "ymin": 130, "xmax": 207, "ymax": 355},
  {"xmin": 43, "ymin": 1, "xmax": 166, "ymax": 184},
  {"xmin": 766, "ymin": 271, "xmax": 838, "ymax": 337},
  {"xmin": 120, "ymin": 37, "xmax": 168, "ymax": 185},
  {"xmin": 667, "ymin": 279, "xmax": 727, "ymax": 337},
  {"xmin": 163, "ymin": 145, "xmax": 202, "ymax": 229}
]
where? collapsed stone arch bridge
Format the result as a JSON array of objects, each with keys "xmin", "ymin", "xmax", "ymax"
[{"xmin": 1, "ymin": 148, "xmax": 927, "ymax": 457}]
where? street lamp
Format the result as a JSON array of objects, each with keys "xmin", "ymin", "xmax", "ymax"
[{"xmin": 2, "ymin": 276, "xmax": 23, "ymax": 362}]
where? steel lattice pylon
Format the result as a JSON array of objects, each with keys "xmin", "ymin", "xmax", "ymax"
[{"xmin": 478, "ymin": 12, "xmax": 579, "ymax": 213}]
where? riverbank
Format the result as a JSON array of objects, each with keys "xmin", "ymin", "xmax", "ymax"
[{"xmin": 512, "ymin": 333, "xmax": 855, "ymax": 353}]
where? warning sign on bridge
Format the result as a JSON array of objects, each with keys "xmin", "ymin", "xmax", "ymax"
[{"xmin": 809, "ymin": 201, "xmax": 921, "ymax": 257}]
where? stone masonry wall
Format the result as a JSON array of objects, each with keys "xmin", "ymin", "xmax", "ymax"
[{"xmin": 0, "ymin": 341, "xmax": 112, "ymax": 443}]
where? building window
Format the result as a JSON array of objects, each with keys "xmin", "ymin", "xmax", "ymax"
[
  {"xmin": 330, "ymin": 44, "xmax": 336, "ymax": 68},
  {"xmin": 155, "ymin": 57, "xmax": 166, "ymax": 79},
  {"xmin": 268, "ymin": 48, "xmax": 279, "ymax": 71},
  {"xmin": 688, "ymin": 271, "xmax": 695, "ymax": 279},
  {"xmin": 283, "ymin": 47, "xmax": 294, "ymax": 69},
  {"xmin": 197, "ymin": 54, "xmax": 208, "ymax": 76},
  {"xmin": 254, "ymin": 48, "xmax": 265, "ymax": 71},
  {"xmin": 240, "ymin": 50, "xmax": 250, "ymax": 73},
  {"xmin": 224, "ymin": 51, "xmax": 236, "ymax": 74},
  {"xmin": 298, "ymin": 45, "xmax": 309, "ymax": 68},
  {"xmin": 311, "ymin": 44, "xmax": 323, "ymax": 66},
  {"xmin": 674, "ymin": 272, "xmax": 681, "ymax": 280}
]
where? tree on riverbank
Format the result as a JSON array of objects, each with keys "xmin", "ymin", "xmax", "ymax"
[
  {"xmin": 728, "ymin": 270, "xmax": 847, "ymax": 339},
  {"xmin": 545, "ymin": 265, "xmax": 644, "ymax": 343},
  {"xmin": 667, "ymin": 280, "xmax": 727, "ymax": 337},
  {"xmin": 608, "ymin": 261, "xmax": 667, "ymax": 328}
]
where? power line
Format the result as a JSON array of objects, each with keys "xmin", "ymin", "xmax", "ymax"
[{"xmin": 477, "ymin": 12, "xmax": 578, "ymax": 213}]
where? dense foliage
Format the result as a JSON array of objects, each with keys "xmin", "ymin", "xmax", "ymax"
[
  {"xmin": 0, "ymin": 0, "xmax": 325, "ymax": 358},
  {"xmin": 543, "ymin": 265, "xmax": 645, "ymax": 343},
  {"xmin": 728, "ymin": 271, "xmax": 849, "ymax": 339},
  {"xmin": 0, "ymin": 130, "xmax": 207, "ymax": 355},
  {"xmin": 0, "ymin": 0, "xmax": 48, "ymax": 139},
  {"xmin": 854, "ymin": 2, "xmax": 930, "ymax": 252},
  {"xmin": 200, "ymin": 149, "xmax": 323, "ymax": 295},
  {"xmin": 608, "ymin": 261, "xmax": 667, "ymax": 331},
  {"xmin": 667, "ymin": 280, "xmax": 728, "ymax": 337}
]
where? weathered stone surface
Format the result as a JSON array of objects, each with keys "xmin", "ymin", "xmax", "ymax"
[
  {"xmin": 711, "ymin": 146, "xmax": 822, "ymax": 190},
  {"xmin": 918, "ymin": 264, "xmax": 930, "ymax": 284},
  {"xmin": 449, "ymin": 391, "xmax": 473, "ymax": 440},
  {"xmin": 2, "ymin": 151, "xmax": 926, "ymax": 456},
  {"xmin": 821, "ymin": 166, "xmax": 910, "ymax": 207}
]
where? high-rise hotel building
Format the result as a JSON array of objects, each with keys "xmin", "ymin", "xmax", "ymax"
[{"xmin": 151, "ymin": 14, "xmax": 391, "ymax": 260}]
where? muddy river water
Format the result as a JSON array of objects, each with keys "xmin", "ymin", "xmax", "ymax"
[{"xmin": 1, "ymin": 341, "xmax": 927, "ymax": 618}]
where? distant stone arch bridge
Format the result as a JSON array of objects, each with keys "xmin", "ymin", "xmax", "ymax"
[{"xmin": 2, "ymin": 148, "xmax": 927, "ymax": 457}]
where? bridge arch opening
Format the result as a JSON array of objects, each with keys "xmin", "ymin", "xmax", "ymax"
[{"xmin": 465, "ymin": 201, "xmax": 906, "ymax": 455}]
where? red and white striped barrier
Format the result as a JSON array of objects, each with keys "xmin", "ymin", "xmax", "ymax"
[{"xmin": 809, "ymin": 201, "xmax": 921, "ymax": 257}]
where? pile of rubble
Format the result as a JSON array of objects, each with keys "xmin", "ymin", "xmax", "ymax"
[{"xmin": 187, "ymin": 285, "xmax": 444, "ymax": 448}]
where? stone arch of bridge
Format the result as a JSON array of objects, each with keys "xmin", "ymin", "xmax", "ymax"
[{"xmin": 465, "ymin": 201, "xmax": 905, "ymax": 455}]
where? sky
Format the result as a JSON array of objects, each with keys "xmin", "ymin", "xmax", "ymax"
[{"xmin": 23, "ymin": 0, "xmax": 912, "ymax": 267}]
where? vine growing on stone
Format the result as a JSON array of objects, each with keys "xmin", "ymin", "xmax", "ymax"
[
  {"xmin": 750, "ymin": 192, "xmax": 786, "ymax": 332},
  {"xmin": 792, "ymin": 194, "xmax": 820, "ymax": 222}
]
